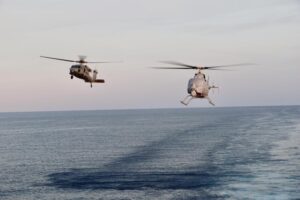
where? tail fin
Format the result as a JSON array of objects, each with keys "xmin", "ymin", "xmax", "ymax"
[{"xmin": 93, "ymin": 70, "xmax": 98, "ymax": 81}]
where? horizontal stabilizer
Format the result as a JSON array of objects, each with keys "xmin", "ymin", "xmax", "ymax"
[{"xmin": 94, "ymin": 79, "xmax": 105, "ymax": 83}]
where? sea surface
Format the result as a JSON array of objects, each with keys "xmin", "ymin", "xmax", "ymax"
[{"xmin": 0, "ymin": 106, "xmax": 299, "ymax": 200}]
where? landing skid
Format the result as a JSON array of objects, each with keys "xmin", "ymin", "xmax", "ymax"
[
  {"xmin": 180, "ymin": 100, "xmax": 188, "ymax": 106},
  {"xmin": 180, "ymin": 95, "xmax": 193, "ymax": 106},
  {"xmin": 206, "ymin": 96, "xmax": 215, "ymax": 106},
  {"xmin": 180, "ymin": 95, "xmax": 216, "ymax": 106}
]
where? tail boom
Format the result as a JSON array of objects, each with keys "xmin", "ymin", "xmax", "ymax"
[{"xmin": 94, "ymin": 79, "xmax": 105, "ymax": 83}]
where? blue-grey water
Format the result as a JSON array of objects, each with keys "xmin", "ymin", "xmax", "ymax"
[{"xmin": 0, "ymin": 106, "xmax": 299, "ymax": 200}]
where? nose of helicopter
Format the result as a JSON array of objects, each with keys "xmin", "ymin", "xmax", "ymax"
[
  {"xmin": 70, "ymin": 65, "xmax": 80, "ymax": 73},
  {"xmin": 191, "ymin": 90, "xmax": 197, "ymax": 97},
  {"xmin": 191, "ymin": 89, "xmax": 205, "ymax": 98}
]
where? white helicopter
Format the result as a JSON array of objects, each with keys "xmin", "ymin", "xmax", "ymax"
[
  {"xmin": 153, "ymin": 61, "xmax": 251, "ymax": 106},
  {"xmin": 40, "ymin": 55, "xmax": 114, "ymax": 88}
]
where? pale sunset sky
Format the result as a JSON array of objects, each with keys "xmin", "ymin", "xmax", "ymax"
[{"xmin": 0, "ymin": 0, "xmax": 299, "ymax": 111}]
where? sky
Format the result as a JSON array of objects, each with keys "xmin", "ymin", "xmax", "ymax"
[{"xmin": 0, "ymin": 0, "xmax": 299, "ymax": 112}]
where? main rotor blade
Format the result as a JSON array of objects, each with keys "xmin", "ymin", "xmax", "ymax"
[
  {"xmin": 151, "ymin": 67, "xmax": 194, "ymax": 69},
  {"xmin": 40, "ymin": 56, "xmax": 76, "ymax": 63},
  {"xmin": 205, "ymin": 68, "xmax": 235, "ymax": 71},
  {"xmin": 41, "ymin": 56, "xmax": 121, "ymax": 64},
  {"xmin": 204, "ymin": 63, "xmax": 255, "ymax": 69},
  {"xmin": 151, "ymin": 66, "xmax": 234, "ymax": 71},
  {"xmin": 161, "ymin": 61, "xmax": 255, "ymax": 70},
  {"xmin": 160, "ymin": 61, "xmax": 197, "ymax": 69},
  {"xmin": 86, "ymin": 61, "xmax": 121, "ymax": 64}
]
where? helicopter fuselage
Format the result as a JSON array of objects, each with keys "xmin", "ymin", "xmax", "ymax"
[
  {"xmin": 69, "ymin": 64, "xmax": 104, "ymax": 87},
  {"xmin": 69, "ymin": 64, "xmax": 93, "ymax": 82},
  {"xmin": 187, "ymin": 73, "xmax": 210, "ymax": 98}
]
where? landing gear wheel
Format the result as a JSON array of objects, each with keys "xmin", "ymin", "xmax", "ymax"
[{"xmin": 71, "ymin": 76, "xmax": 73, "ymax": 79}]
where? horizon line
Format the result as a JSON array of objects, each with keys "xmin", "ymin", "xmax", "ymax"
[{"xmin": 0, "ymin": 104, "xmax": 299, "ymax": 114}]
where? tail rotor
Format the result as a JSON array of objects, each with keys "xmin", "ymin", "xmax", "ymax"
[{"xmin": 210, "ymin": 83, "xmax": 219, "ymax": 94}]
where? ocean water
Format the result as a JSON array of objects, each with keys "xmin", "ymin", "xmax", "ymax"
[{"xmin": 0, "ymin": 106, "xmax": 299, "ymax": 200}]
